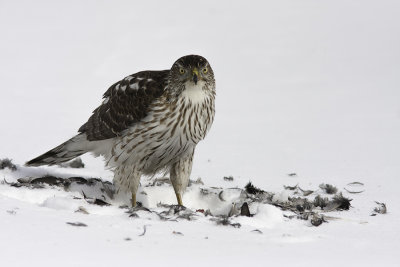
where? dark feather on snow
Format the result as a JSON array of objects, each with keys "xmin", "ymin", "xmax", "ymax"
[
  {"xmin": 314, "ymin": 195, "xmax": 329, "ymax": 209},
  {"xmin": 240, "ymin": 202, "xmax": 252, "ymax": 217},
  {"xmin": 373, "ymin": 201, "xmax": 387, "ymax": 214},
  {"xmin": 223, "ymin": 176, "xmax": 234, "ymax": 181},
  {"xmin": 245, "ymin": 182, "xmax": 265, "ymax": 194},
  {"xmin": 211, "ymin": 216, "xmax": 241, "ymax": 228},
  {"xmin": 66, "ymin": 222, "xmax": 87, "ymax": 227},
  {"xmin": 332, "ymin": 193, "xmax": 352, "ymax": 210},
  {"xmin": 319, "ymin": 183, "xmax": 338, "ymax": 194},
  {"xmin": 8, "ymin": 176, "xmax": 358, "ymax": 227},
  {"xmin": 311, "ymin": 214, "xmax": 326, "ymax": 227},
  {"xmin": 0, "ymin": 158, "xmax": 17, "ymax": 171},
  {"xmin": 284, "ymin": 184, "xmax": 298, "ymax": 190}
]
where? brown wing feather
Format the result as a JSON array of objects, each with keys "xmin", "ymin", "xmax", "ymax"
[{"xmin": 79, "ymin": 70, "xmax": 169, "ymax": 141}]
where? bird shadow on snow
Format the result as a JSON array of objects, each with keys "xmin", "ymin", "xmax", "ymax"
[{"xmin": 0, "ymin": 157, "xmax": 384, "ymax": 231}]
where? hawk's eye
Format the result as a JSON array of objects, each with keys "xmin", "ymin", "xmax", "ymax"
[
  {"xmin": 202, "ymin": 68, "xmax": 208, "ymax": 74},
  {"xmin": 179, "ymin": 68, "xmax": 185, "ymax": 74}
]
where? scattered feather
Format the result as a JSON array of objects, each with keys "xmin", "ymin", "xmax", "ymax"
[
  {"xmin": 240, "ymin": 202, "xmax": 252, "ymax": 217},
  {"xmin": 314, "ymin": 195, "xmax": 329, "ymax": 209},
  {"xmin": 82, "ymin": 190, "xmax": 111, "ymax": 206},
  {"xmin": 0, "ymin": 158, "xmax": 17, "ymax": 171},
  {"xmin": 211, "ymin": 216, "xmax": 241, "ymax": 228},
  {"xmin": 327, "ymin": 193, "xmax": 352, "ymax": 211},
  {"xmin": 172, "ymin": 231, "xmax": 184, "ymax": 236},
  {"xmin": 311, "ymin": 214, "xmax": 326, "ymax": 227},
  {"xmin": 344, "ymin": 181, "xmax": 365, "ymax": 194},
  {"xmin": 66, "ymin": 222, "xmax": 87, "ymax": 227},
  {"xmin": 92, "ymin": 198, "xmax": 111, "ymax": 206},
  {"xmin": 284, "ymin": 184, "xmax": 298, "ymax": 190},
  {"xmin": 298, "ymin": 187, "xmax": 314, "ymax": 196},
  {"xmin": 319, "ymin": 184, "xmax": 338, "ymax": 194},
  {"xmin": 218, "ymin": 191, "xmax": 226, "ymax": 201},
  {"xmin": 245, "ymin": 182, "xmax": 264, "ymax": 194},
  {"xmin": 373, "ymin": 202, "xmax": 387, "ymax": 214},
  {"xmin": 8, "ymin": 175, "xmax": 358, "ymax": 227},
  {"xmin": 129, "ymin": 212, "xmax": 139, "ymax": 218},
  {"xmin": 139, "ymin": 225, "xmax": 148, "ymax": 236},
  {"xmin": 347, "ymin": 182, "xmax": 364, "ymax": 186},
  {"xmin": 189, "ymin": 177, "xmax": 204, "ymax": 185},
  {"xmin": 223, "ymin": 176, "xmax": 234, "ymax": 181},
  {"xmin": 75, "ymin": 206, "xmax": 89, "ymax": 214},
  {"xmin": 6, "ymin": 210, "xmax": 16, "ymax": 215},
  {"xmin": 343, "ymin": 188, "xmax": 365, "ymax": 194}
]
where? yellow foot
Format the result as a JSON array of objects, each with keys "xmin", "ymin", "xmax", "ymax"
[
  {"xmin": 131, "ymin": 193, "xmax": 136, "ymax": 207},
  {"xmin": 176, "ymin": 193, "xmax": 183, "ymax": 206}
]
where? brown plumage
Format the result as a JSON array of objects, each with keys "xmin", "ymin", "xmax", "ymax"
[{"xmin": 26, "ymin": 55, "xmax": 216, "ymax": 207}]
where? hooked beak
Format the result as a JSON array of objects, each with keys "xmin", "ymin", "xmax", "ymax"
[{"xmin": 192, "ymin": 68, "xmax": 199, "ymax": 85}]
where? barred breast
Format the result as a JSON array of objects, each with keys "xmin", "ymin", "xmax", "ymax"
[{"xmin": 107, "ymin": 82, "xmax": 215, "ymax": 176}]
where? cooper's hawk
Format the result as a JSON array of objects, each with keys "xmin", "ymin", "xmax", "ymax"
[{"xmin": 26, "ymin": 55, "xmax": 216, "ymax": 207}]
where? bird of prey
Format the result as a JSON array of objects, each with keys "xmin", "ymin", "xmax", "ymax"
[{"xmin": 26, "ymin": 55, "xmax": 216, "ymax": 207}]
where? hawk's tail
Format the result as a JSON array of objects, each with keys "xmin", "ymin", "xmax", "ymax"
[{"xmin": 25, "ymin": 134, "xmax": 89, "ymax": 167}]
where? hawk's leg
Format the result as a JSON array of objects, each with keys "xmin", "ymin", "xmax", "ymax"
[
  {"xmin": 114, "ymin": 165, "xmax": 141, "ymax": 207},
  {"xmin": 129, "ymin": 172, "xmax": 141, "ymax": 207},
  {"xmin": 131, "ymin": 192, "xmax": 137, "ymax": 207},
  {"xmin": 170, "ymin": 152, "xmax": 194, "ymax": 206}
]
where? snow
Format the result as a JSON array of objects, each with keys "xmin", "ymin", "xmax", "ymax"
[{"xmin": 1, "ymin": 0, "xmax": 400, "ymax": 266}]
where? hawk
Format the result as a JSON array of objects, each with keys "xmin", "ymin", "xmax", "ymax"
[{"xmin": 26, "ymin": 55, "xmax": 216, "ymax": 207}]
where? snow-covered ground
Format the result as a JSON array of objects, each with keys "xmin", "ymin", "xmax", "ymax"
[{"xmin": 1, "ymin": 0, "xmax": 399, "ymax": 266}]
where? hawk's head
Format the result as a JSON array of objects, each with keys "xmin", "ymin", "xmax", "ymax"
[{"xmin": 170, "ymin": 55, "xmax": 215, "ymax": 89}]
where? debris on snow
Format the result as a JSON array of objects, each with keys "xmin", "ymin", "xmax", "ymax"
[
  {"xmin": 319, "ymin": 184, "xmax": 338, "ymax": 194},
  {"xmin": 298, "ymin": 187, "xmax": 314, "ymax": 196},
  {"xmin": 75, "ymin": 206, "xmax": 89, "ymax": 214},
  {"xmin": 344, "ymin": 181, "xmax": 365, "ymax": 194},
  {"xmin": 172, "ymin": 231, "xmax": 184, "ymax": 236},
  {"xmin": 373, "ymin": 201, "xmax": 387, "ymax": 215},
  {"xmin": 81, "ymin": 190, "xmax": 111, "ymax": 206},
  {"xmin": 314, "ymin": 195, "xmax": 329, "ymax": 209},
  {"xmin": 311, "ymin": 214, "xmax": 326, "ymax": 227},
  {"xmin": 7, "ymin": 175, "xmax": 356, "ymax": 228},
  {"xmin": 284, "ymin": 184, "xmax": 298, "ymax": 190},
  {"xmin": 138, "ymin": 225, "xmax": 148, "ymax": 236},
  {"xmin": 245, "ymin": 182, "xmax": 265, "ymax": 194},
  {"xmin": 189, "ymin": 177, "xmax": 204, "ymax": 185},
  {"xmin": 344, "ymin": 188, "xmax": 365, "ymax": 194},
  {"xmin": 331, "ymin": 193, "xmax": 352, "ymax": 210},
  {"xmin": 223, "ymin": 176, "xmax": 234, "ymax": 181},
  {"xmin": 240, "ymin": 202, "xmax": 252, "ymax": 217},
  {"xmin": 66, "ymin": 222, "xmax": 87, "ymax": 227},
  {"xmin": 6, "ymin": 210, "xmax": 17, "ymax": 215},
  {"xmin": 0, "ymin": 158, "xmax": 17, "ymax": 171},
  {"xmin": 210, "ymin": 216, "xmax": 241, "ymax": 228},
  {"xmin": 347, "ymin": 182, "xmax": 364, "ymax": 186}
]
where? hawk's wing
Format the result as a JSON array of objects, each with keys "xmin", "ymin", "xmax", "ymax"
[{"xmin": 79, "ymin": 70, "xmax": 169, "ymax": 141}]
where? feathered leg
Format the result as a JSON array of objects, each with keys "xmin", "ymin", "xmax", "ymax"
[
  {"xmin": 114, "ymin": 165, "xmax": 141, "ymax": 207},
  {"xmin": 170, "ymin": 151, "xmax": 194, "ymax": 206}
]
